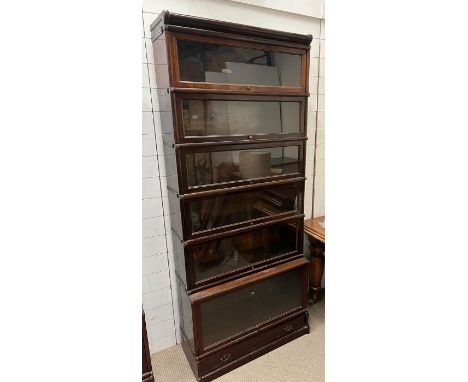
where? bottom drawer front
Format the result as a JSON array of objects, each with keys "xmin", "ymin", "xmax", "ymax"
[{"xmin": 200, "ymin": 313, "xmax": 307, "ymax": 373}]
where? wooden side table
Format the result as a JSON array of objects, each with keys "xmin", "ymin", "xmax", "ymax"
[{"xmin": 304, "ymin": 216, "xmax": 325, "ymax": 305}]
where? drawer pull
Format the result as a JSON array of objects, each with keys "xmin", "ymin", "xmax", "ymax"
[
  {"xmin": 220, "ymin": 353, "xmax": 231, "ymax": 362},
  {"xmin": 283, "ymin": 324, "xmax": 293, "ymax": 333}
]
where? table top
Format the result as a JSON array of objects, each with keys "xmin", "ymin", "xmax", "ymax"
[{"xmin": 304, "ymin": 216, "xmax": 325, "ymax": 243}]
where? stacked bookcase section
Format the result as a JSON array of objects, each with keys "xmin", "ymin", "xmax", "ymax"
[{"xmin": 151, "ymin": 11, "xmax": 312, "ymax": 381}]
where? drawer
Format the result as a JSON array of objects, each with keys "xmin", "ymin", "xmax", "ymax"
[
  {"xmin": 182, "ymin": 179, "xmax": 304, "ymax": 239},
  {"xmin": 178, "ymin": 140, "xmax": 305, "ymax": 194},
  {"xmin": 190, "ymin": 257, "xmax": 309, "ymax": 355},
  {"xmin": 199, "ymin": 312, "xmax": 308, "ymax": 374},
  {"xmin": 168, "ymin": 31, "xmax": 309, "ymax": 95},
  {"xmin": 185, "ymin": 217, "xmax": 304, "ymax": 291},
  {"xmin": 170, "ymin": 93, "xmax": 306, "ymax": 144}
]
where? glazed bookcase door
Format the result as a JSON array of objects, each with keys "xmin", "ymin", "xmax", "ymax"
[
  {"xmin": 185, "ymin": 216, "xmax": 304, "ymax": 290},
  {"xmin": 178, "ymin": 140, "xmax": 306, "ymax": 194},
  {"xmin": 169, "ymin": 32, "xmax": 309, "ymax": 95},
  {"xmin": 182, "ymin": 179, "xmax": 305, "ymax": 239},
  {"xmin": 190, "ymin": 258, "xmax": 309, "ymax": 354},
  {"xmin": 173, "ymin": 94, "xmax": 306, "ymax": 143}
]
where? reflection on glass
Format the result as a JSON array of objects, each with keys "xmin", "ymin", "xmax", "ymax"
[
  {"xmin": 186, "ymin": 146, "xmax": 300, "ymax": 187},
  {"xmin": 192, "ymin": 221, "xmax": 298, "ymax": 282},
  {"xmin": 177, "ymin": 40, "xmax": 301, "ymax": 87},
  {"xmin": 200, "ymin": 268, "xmax": 302, "ymax": 347},
  {"xmin": 189, "ymin": 184, "xmax": 298, "ymax": 234},
  {"xmin": 181, "ymin": 100, "xmax": 300, "ymax": 137}
]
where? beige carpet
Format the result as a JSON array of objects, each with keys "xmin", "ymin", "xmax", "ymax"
[{"xmin": 151, "ymin": 298, "xmax": 324, "ymax": 382}]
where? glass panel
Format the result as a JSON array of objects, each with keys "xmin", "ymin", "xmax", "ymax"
[
  {"xmin": 177, "ymin": 40, "xmax": 301, "ymax": 87},
  {"xmin": 181, "ymin": 100, "xmax": 300, "ymax": 137},
  {"xmin": 189, "ymin": 183, "xmax": 299, "ymax": 234},
  {"xmin": 185, "ymin": 146, "xmax": 300, "ymax": 187},
  {"xmin": 200, "ymin": 268, "xmax": 302, "ymax": 347},
  {"xmin": 191, "ymin": 220, "xmax": 298, "ymax": 283}
]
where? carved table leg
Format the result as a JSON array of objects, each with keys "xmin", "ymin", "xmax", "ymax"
[{"xmin": 308, "ymin": 238, "xmax": 325, "ymax": 305}]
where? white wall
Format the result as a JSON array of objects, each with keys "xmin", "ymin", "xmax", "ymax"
[
  {"xmin": 313, "ymin": 19, "xmax": 325, "ymax": 218},
  {"xmin": 142, "ymin": 0, "xmax": 325, "ymax": 354},
  {"xmin": 228, "ymin": 0, "xmax": 323, "ymax": 18}
]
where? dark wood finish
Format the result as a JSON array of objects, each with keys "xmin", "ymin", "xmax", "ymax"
[
  {"xmin": 172, "ymin": 30, "xmax": 307, "ymax": 55},
  {"xmin": 304, "ymin": 216, "xmax": 325, "ymax": 242},
  {"xmin": 188, "ymin": 260, "xmax": 309, "ymax": 355},
  {"xmin": 191, "ymin": 257, "xmax": 308, "ymax": 304},
  {"xmin": 142, "ymin": 310, "xmax": 154, "ymax": 382},
  {"xmin": 167, "ymin": 25, "xmax": 310, "ymax": 51},
  {"xmin": 184, "ymin": 213, "xmax": 304, "ymax": 247},
  {"xmin": 151, "ymin": 10, "xmax": 312, "ymax": 380},
  {"xmin": 173, "ymin": 136, "xmax": 308, "ymax": 148},
  {"xmin": 177, "ymin": 139, "xmax": 306, "ymax": 195},
  {"xmin": 167, "ymin": 31, "xmax": 308, "ymax": 95},
  {"xmin": 181, "ymin": 310, "xmax": 309, "ymax": 382},
  {"xmin": 188, "ymin": 254, "xmax": 304, "ymax": 295},
  {"xmin": 304, "ymin": 216, "xmax": 325, "ymax": 304},
  {"xmin": 151, "ymin": 13, "xmax": 312, "ymax": 95},
  {"xmin": 180, "ymin": 178, "xmax": 305, "ymax": 240},
  {"xmin": 200, "ymin": 312, "xmax": 306, "ymax": 369},
  {"xmin": 150, "ymin": 11, "xmax": 312, "ymax": 46},
  {"xmin": 170, "ymin": 179, "xmax": 305, "ymax": 292},
  {"xmin": 172, "ymin": 93, "xmax": 307, "ymax": 144},
  {"xmin": 308, "ymin": 241, "xmax": 324, "ymax": 304},
  {"xmin": 184, "ymin": 216, "xmax": 304, "ymax": 291},
  {"xmin": 175, "ymin": 259, "xmax": 310, "ymax": 368},
  {"xmin": 170, "ymin": 87, "xmax": 309, "ymax": 97},
  {"xmin": 179, "ymin": 176, "xmax": 306, "ymax": 200}
]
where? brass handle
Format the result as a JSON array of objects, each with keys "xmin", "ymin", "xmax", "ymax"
[
  {"xmin": 283, "ymin": 324, "xmax": 293, "ymax": 333},
  {"xmin": 220, "ymin": 353, "xmax": 231, "ymax": 362}
]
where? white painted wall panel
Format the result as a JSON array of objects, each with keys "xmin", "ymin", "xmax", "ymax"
[
  {"xmin": 142, "ymin": 197, "xmax": 163, "ymax": 219},
  {"xmin": 143, "ymin": 270, "xmax": 171, "ymax": 293},
  {"xmin": 142, "ymin": 253, "xmax": 169, "ymax": 275},
  {"xmin": 142, "ymin": 216, "xmax": 165, "ymax": 238},
  {"xmin": 142, "ymin": 112, "xmax": 154, "ymax": 134},
  {"xmin": 227, "ymin": 0, "xmax": 323, "ymax": 19},
  {"xmin": 147, "ymin": 318, "xmax": 176, "ymax": 341},
  {"xmin": 142, "ymin": 88, "xmax": 152, "ymax": 112},
  {"xmin": 142, "ymin": 235, "xmax": 167, "ymax": 257},
  {"xmin": 142, "ymin": 287, "xmax": 172, "ymax": 309},
  {"xmin": 142, "ymin": 156, "xmax": 159, "ymax": 178},
  {"xmin": 145, "ymin": 304, "xmax": 174, "ymax": 327},
  {"xmin": 312, "ymin": 20, "xmax": 325, "ymax": 218},
  {"xmin": 142, "ymin": 178, "xmax": 160, "ymax": 199}
]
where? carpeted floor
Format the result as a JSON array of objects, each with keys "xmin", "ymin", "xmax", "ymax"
[{"xmin": 151, "ymin": 298, "xmax": 324, "ymax": 382}]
